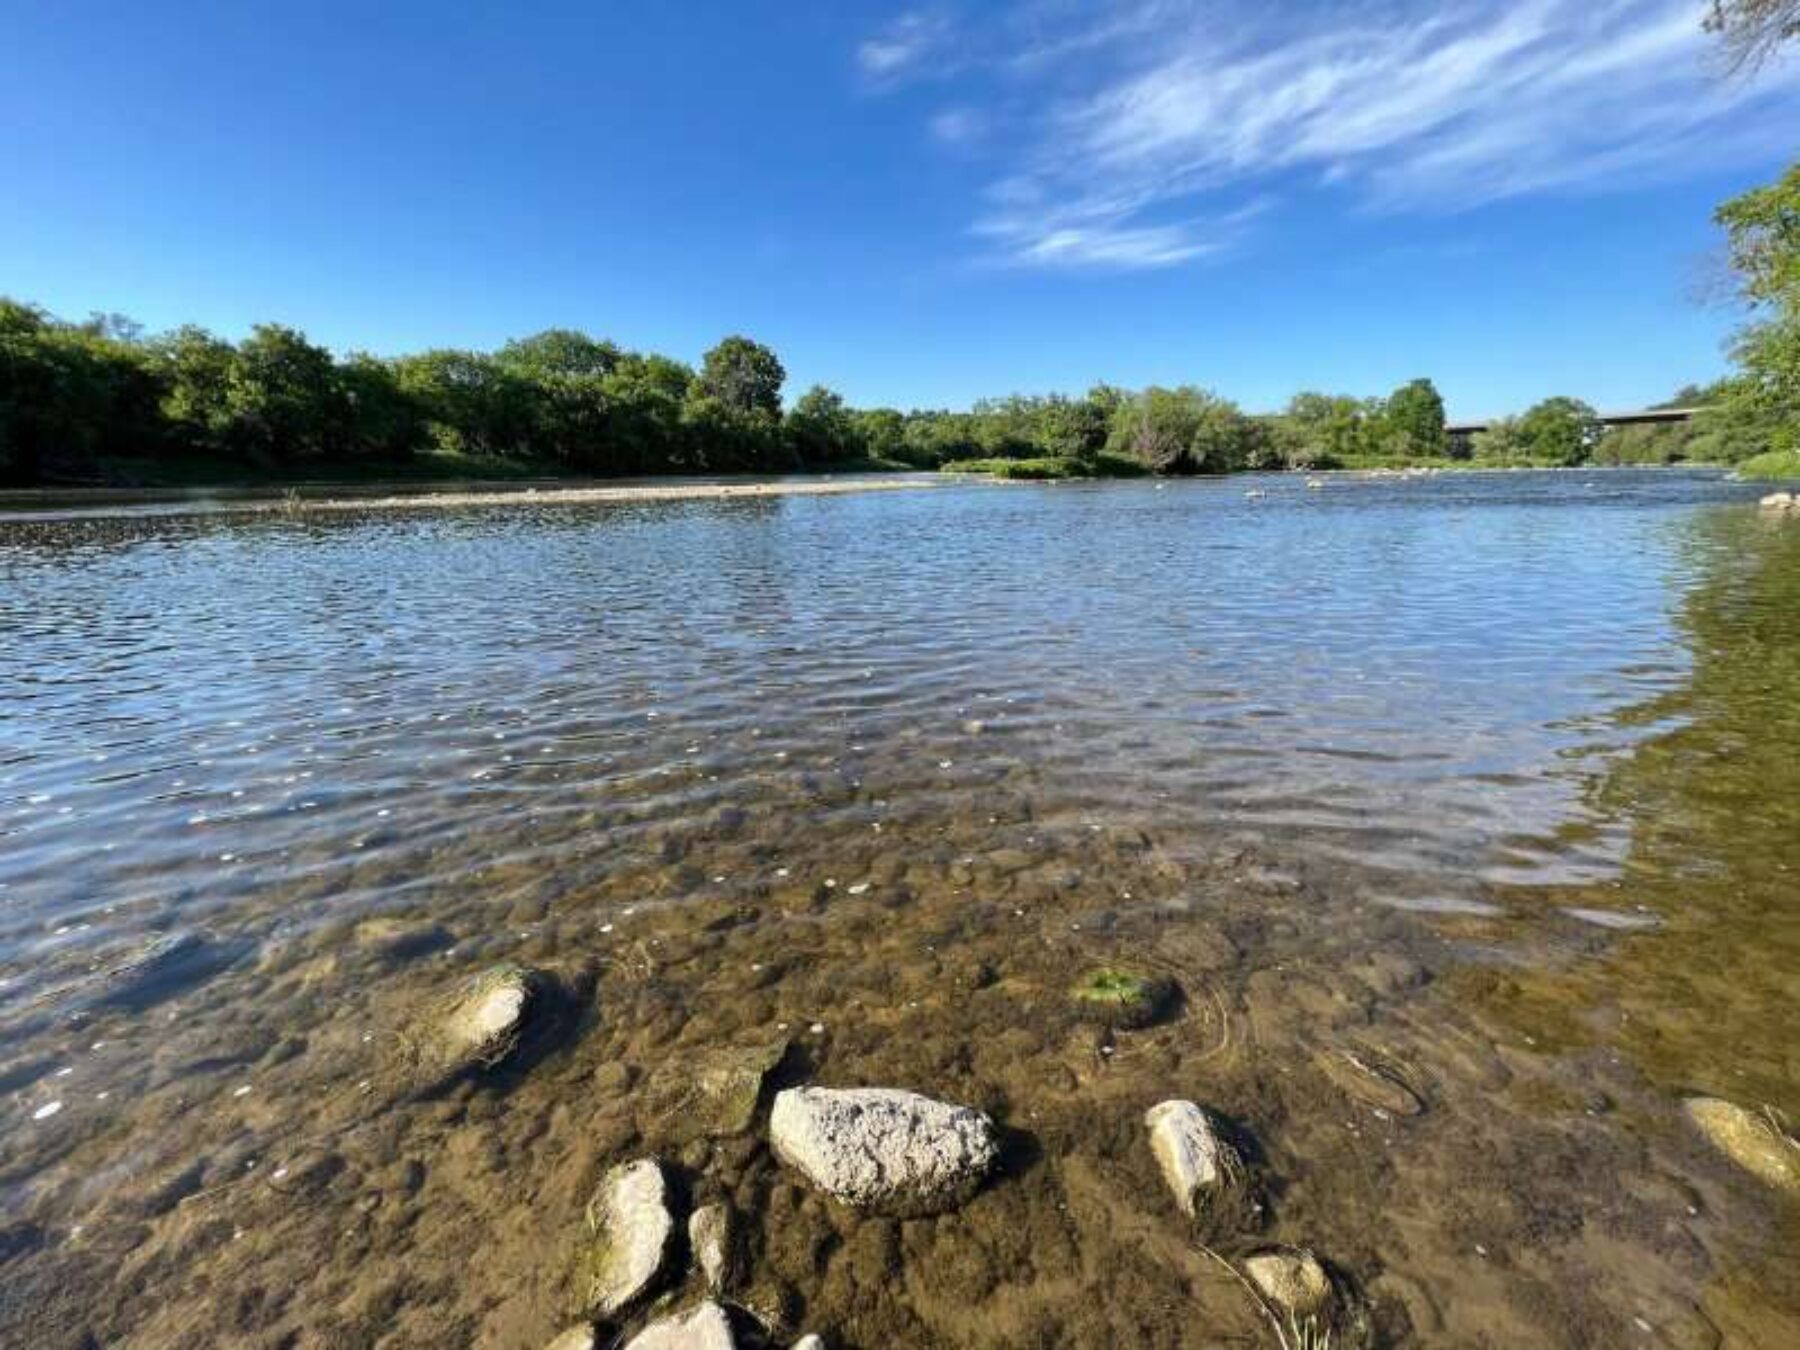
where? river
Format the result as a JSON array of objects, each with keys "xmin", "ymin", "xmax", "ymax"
[{"xmin": 1, "ymin": 469, "xmax": 1795, "ymax": 1347}]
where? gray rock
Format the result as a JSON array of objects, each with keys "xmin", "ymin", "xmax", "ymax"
[
  {"xmin": 1145, "ymin": 1100, "xmax": 1241, "ymax": 1219},
  {"xmin": 770, "ymin": 1086, "xmax": 999, "ymax": 1217},
  {"xmin": 543, "ymin": 1327, "xmax": 597, "ymax": 1350},
  {"xmin": 1244, "ymin": 1250, "xmax": 1333, "ymax": 1319},
  {"xmin": 576, "ymin": 1159, "xmax": 676, "ymax": 1317},
  {"xmin": 1685, "ymin": 1097, "xmax": 1800, "ymax": 1191},
  {"xmin": 624, "ymin": 1300, "xmax": 736, "ymax": 1350},
  {"xmin": 791, "ymin": 1338, "xmax": 826, "ymax": 1350},
  {"xmin": 688, "ymin": 1201, "xmax": 738, "ymax": 1292}
]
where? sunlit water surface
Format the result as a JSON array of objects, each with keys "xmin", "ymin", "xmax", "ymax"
[{"xmin": 2, "ymin": 470, "xmax": 1795, "ymax": 1349}]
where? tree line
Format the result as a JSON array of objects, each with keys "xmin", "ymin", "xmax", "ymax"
[{"xmin": 0, "ymin": 298, "xmax": 1736, "ymax": 487}]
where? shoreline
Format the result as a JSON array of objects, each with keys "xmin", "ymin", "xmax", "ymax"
[{"xmin": 0, "ymin": 473, "xmax": 957, "ymax": 520}]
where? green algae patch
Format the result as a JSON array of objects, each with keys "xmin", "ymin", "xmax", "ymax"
[{"xmin": 1069, "ymin": 968, "xmax": 1177, "ymax": 1029}]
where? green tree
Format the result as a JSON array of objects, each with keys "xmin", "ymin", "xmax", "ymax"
[
  {"xmin": 1470, "ymin": 417, "xmax": 1526, "ymax": 463},
  {"xmin": 1382, "ymin": 378, "xmax": 1448, "ymax": 457},
  {"xmin": 787, "ymin": 385, "xmax": 864, "ymax": 464},
  {"xmin": 1516, "ymin": 397, "xmax": 1600, "ymax": 466},
  {"xmin": 222, "ymin": 324, "xmax": 347, "ymax": 462},
  {"xmin": 698, "ymin": 336, "xmax": 785, "ymax": 419},
  {"xmin": 1108, "ymin": 386, "xmax": 1260, "ymax": 474},
  {"xmin": 1706, "ymin": 1, "xmax": 1800, "ymax": 69}
]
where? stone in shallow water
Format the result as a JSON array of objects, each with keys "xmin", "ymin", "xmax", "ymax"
[
  {"xmin": 1561, "ymin": 907, "xmax": 1662, "ymax": 932},
  {"xmin": 1069, "ymin": 968, "xmax": 1177, "ymax": 1029},
  {"xmin": 770, "ymin": 1086, "xmax": 1000, "ymax": 1217},
  {"xmin": 1244, "ymin": 1250, "xmax": 1334, "ymax": 1319},
  {"xmin": 691, "ymin": 1040, "xmax": 788, "ymax": 1136},
  {"xmin": 436, "ymin": 963, "xmax": 535, "ymax": 1070},
  {"xmin": 1144, "ymin": 1099, "xmax": 1241, "ymax": 1220},
  {"xmin": 576, "ymin": 1159, "xmax": 676, "ymax": 1317},
  {"xmin": 623, "ymin": 1300, "xmax": 736, "ymax": 1350},
  {"xmin": 1684, "ymin": 1097, "xmax": 1799, "ymax": 1191},
  {"xmin": 1318, "ymin": 1047, "xmax": 1425, "ymax": 1117},
  {"xmin": 543, "ymin": 1326, "xmax": 597, "ymax": 1350},
  {"xmin": 688, "ymin": 1201, "xmax": 738, "ymax": 1293}
]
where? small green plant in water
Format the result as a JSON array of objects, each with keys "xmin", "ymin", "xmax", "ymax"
[{"xmin": 1070, "ymin": 967, "xmax": 1176, "ymax": 1028}]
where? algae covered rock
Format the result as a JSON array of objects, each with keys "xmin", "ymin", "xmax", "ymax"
[
  {"xmin": 576, "ymin": 1159, "xmax": 676, "ymax": 1317},
  {"xmin": 770, "ymin": 1086, "xmax": 1000, "ymax": 1217},
  {"xmin": 432, "ymin": 963, "xmax": 536, "ymax": 1071},
  {"xmin": 1145, "ymin": 1099, "xmax": 1244, "ymax": 1222},
  {"xmin": 1685, "ymin": 1097, "xmax": 1799, "ymax": 1191},
  {"xmin": 623, "ymin": 1300, "xmax": 736, "ymax": 1350},
  {"xmin": 1244, "ymin": 1249, "xmax": 1334, "ymax": 1319},
  {"xmin": 1069, "ymin": 967, "xmax": 1176, "ymax": 1029}
]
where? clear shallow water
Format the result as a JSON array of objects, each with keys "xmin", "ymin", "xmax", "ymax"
[{"xmin": 1, "ymin": 469, "xmax": 1796, "ymax": 1348}]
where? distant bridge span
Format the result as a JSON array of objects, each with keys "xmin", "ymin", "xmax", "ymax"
[{"xmin": 1446, "ymin": 407, "xmax": 1699, "ymax": 436}]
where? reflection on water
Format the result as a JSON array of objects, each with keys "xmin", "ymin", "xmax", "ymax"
[{"xmin": 0, "ymin": 469, "xmax": 1794, "ymax": 1348}]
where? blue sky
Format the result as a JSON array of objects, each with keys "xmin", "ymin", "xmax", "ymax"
[{"xmin": 3, "ymin": 1, "xmax": 1796, "ymax": 418}]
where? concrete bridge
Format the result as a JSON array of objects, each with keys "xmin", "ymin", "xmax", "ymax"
[{"xmin": 1446, "ymin": 407, "xmax": 1699, "ymax": 437}]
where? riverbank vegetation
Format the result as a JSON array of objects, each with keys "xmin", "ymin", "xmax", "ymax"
[{"xmin": 0, "ymin": 300, "xmax": 1745, "ymax": 489}]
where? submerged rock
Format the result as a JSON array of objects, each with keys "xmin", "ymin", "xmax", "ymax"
[
  {"xmin": 354, "ymin": 917, "xmax": 453, "ymax": 964},
  {"xmin": 576, "ymin": 1159, "xmax": 676, "ymax": 1317},
  {"xmin": 1244, "ymin": 1250, "xmax": 1334, "ymax": 1319},
  {"xmin": 689, "ymin": 1202, "xmax": 738, "ymax": 1293},
  {"xmin": 1684, "ymin": 1097, "xmax": 1799, "ymax": 1191},
  {"xmin": 770, "ymin": 1086, "xmax": 1000, "ymax": 1217},
  {"xmin": 1145, "ymin": 1100, "xmax": 1243, "ymax": 1221},
  {"xmin": 433, "ymin": 963, "xmax": 535, "ymax": 1071},
  {"xmin": 543, "ymin": 1327, "xmax": 597, "ymax": 1350},
  {"xmin": 692, "ymin": 1040, "xmax": 788, "ymax": 1137},
  {"xmin": 1318, "ymin": 1047, "xmax": 1425, "ymax": 1117},
  {"xmin": 623, "ymin": 1301, "xmax": 735, "ymax": 1350},
  {"xmin": 88, "ymin": 929, "xmax": 243, "ymax": 1011},
  {"xmin": 1069, "ymin": 968, "xmax": 1177, "ymax": 1029}
]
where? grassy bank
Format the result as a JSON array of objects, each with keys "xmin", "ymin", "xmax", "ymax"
[
  {"xmin": 940, "ymin": 454, "xmax": 1149, "ymax": 480},
  {"xmin": 1733, "ymin": 449, "xmax": 1800, "ymax": 480}
]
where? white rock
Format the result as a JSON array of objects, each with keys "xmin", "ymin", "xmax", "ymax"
[
  {"xmin": 791, "ymin": 1337, "xmax": 826, "ymax": 1350},
  {"xmin": 1759, "ymin": 491, "xmax": 1795, "ymax": 510},
  {"xmin": 579, "ymin": 1159, "xmax": 675, "ymax": 1317},
  {"xmin": 624, "ymin": 1300, "xmax": 736, "ymax": 1350},
  {"xmin": 770, "ymin": 1086, "xmax": 1000, "ymax": 1217},
  {"xmin": 1244, "ymin": 1250, "xmax": 1333, "ymax": 1318},
  {"xmin": 544, "ymin": 1327, "xmax": 597, "ymax": 1350},
  {"xmin": 1144, "ymin": 1100, "xmax": 1239, "ymax": 1218},
  {"xmin": 689, "ymin": 1202, "xmax": 736, "ymax": 1292}
]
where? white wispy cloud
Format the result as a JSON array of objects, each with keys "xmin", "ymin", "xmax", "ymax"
[
  {"xmin": 860, "ymin": 1, "xmax": 1800, "ymax": 269},
  {"xmin": 857, "ymin": 9, "xmax": 955, "ymax": 82}
]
